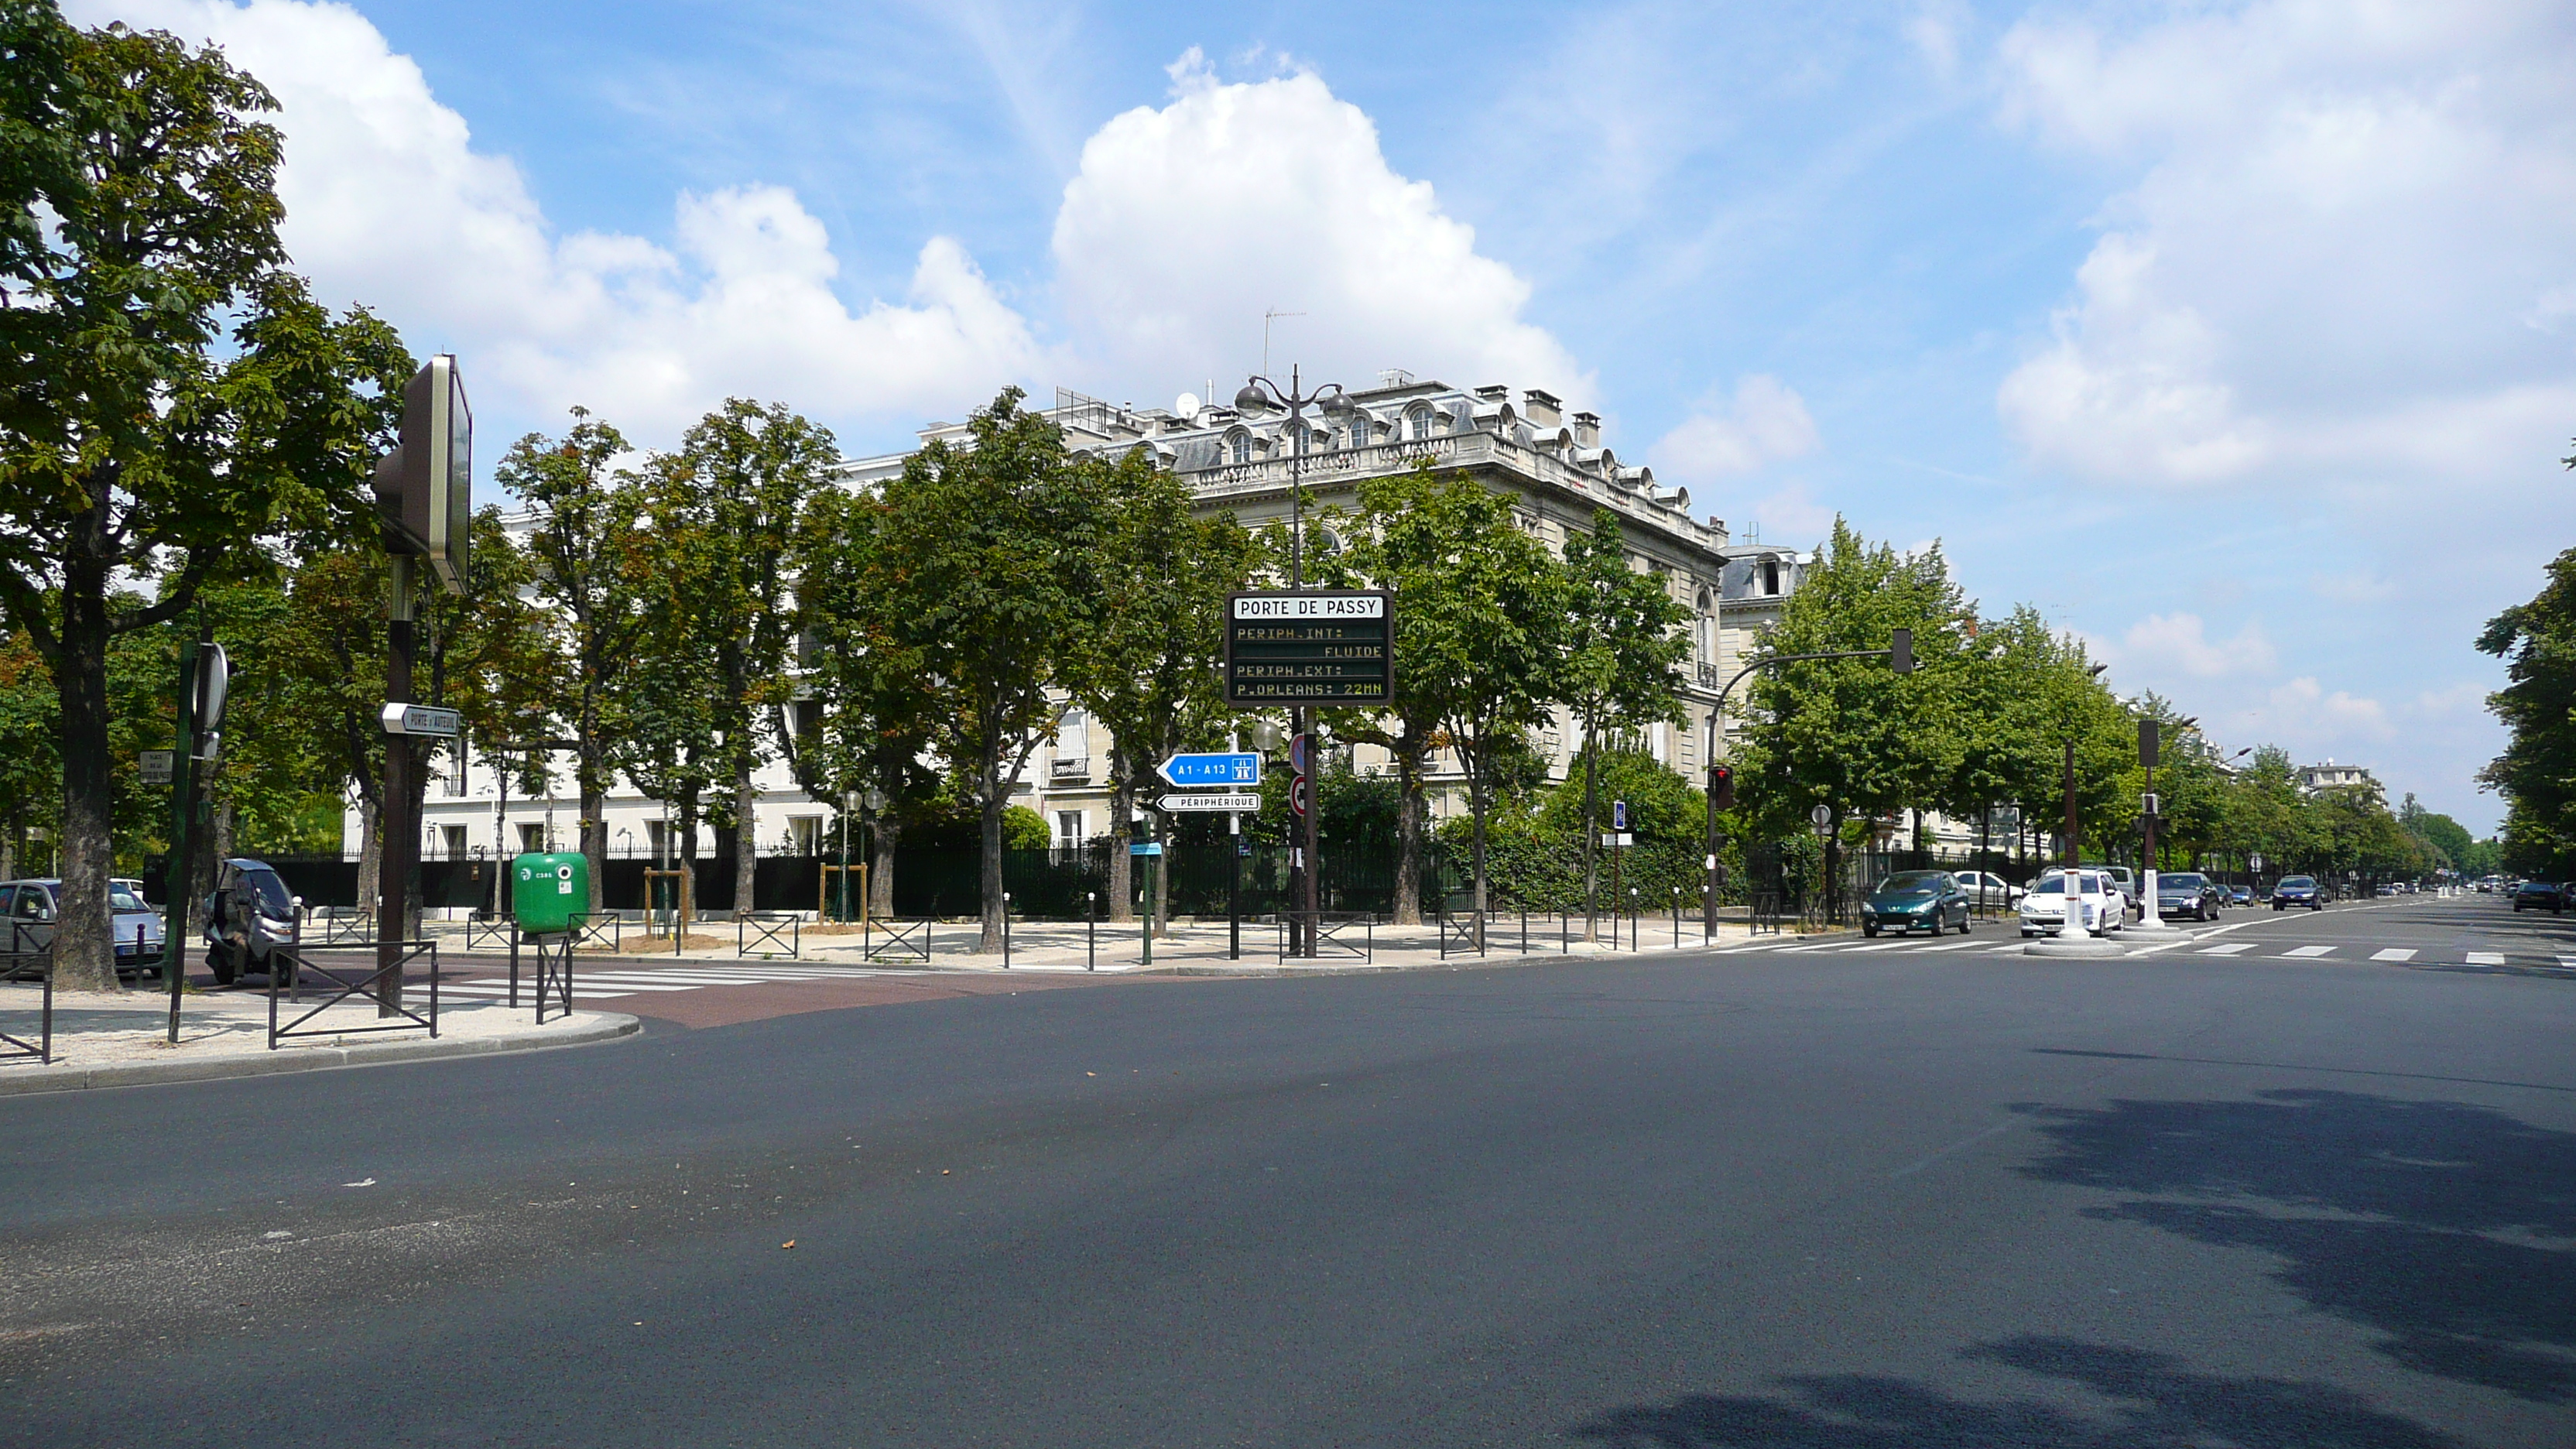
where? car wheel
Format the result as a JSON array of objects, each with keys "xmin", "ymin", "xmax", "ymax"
[
  {"xmin": 207, "ymin": 947, "xmax": 237, "ymax": 986},
  {"xmin": 1862, "ymin": 922, "xmax": 1879, "ymax": 938},
  {"xmin": 1958, "ymin": 913, "xmax": 1972, "ymax": 935}
]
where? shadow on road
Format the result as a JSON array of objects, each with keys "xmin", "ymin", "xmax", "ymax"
[
  {"xmin": 1573, "ymin": 1336, "xmax": 2464, "ymax": 1447},
  {"xmin": 2017, "ymin": 1088, "xmax": 2576, "ymax": 1401}
]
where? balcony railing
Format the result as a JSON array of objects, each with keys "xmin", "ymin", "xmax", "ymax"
[{"xmin": 1050, "ymin": 756, "xmax": 1090, "ymax": 781}]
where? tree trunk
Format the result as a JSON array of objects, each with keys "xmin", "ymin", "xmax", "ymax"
[
  {"xmin": 1468, "ymin": 752, "xmax": 1490, "ymax": 951},
  {"xmin": 1581, "ymin": 738, "xmax": 1600, "ymax": 940},
  {"xmin": 978, "ymin": 742, "xmax": 1005, "ymax": 954},
  {"xmin": 1106, "ymin": 759, "xmax": 1134, "ymax": 923},
  {"xmin": 50, "ymin": 579, "xmax": 118, "ymax": 992},
  {"xmin": 355, "ymin": 796, "xmax": 382, "ymax": 925},
  {"xmin": 868, "ymin": 816, "xmax": 899, "ymax": 918},
  {"xmin": 1391, "ymin": 742, "xmax": 1426, "ymax": 925},
  {"xmin": 733, "ymin": 756, "xmax": 758, "ymax": 920},
  {"xmin": 578, "ymin": 769, "xmax": 607, "ymax": 915}
]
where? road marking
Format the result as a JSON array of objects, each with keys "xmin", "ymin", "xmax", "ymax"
[
  {"xmin": 2284, "ymin": 946, "xmax": 2336, "ymax": 957},
  {"xmin": 510, "ymin": 977, "xmax": 704, "ymax": 992},
  {"xmin": 1917, "ymin": 940, "xmax": 1980, "ymax": 952},
  {"xmin": 2371, "ymin": 948, "xmax": 2417, "ymax": 962},
  {"xmin": 577, "ymin": 971, "xmax": 803, "ymax": 985},
  {"xmin": 2199, "ymin": 944, "xmax": 2254, "ymax": 956},
  {"xmin": 1840, "ymin": 941, "xmax": 1911, "ymax": 951},
  {"xmin": 2467, "ymin": 952, "xmax": 2506, "ymax": 966},
  {"xmin": 2559, "ymin": 956, "xmax": 2576, "ymax": 971},
  {"xmin": 441, "ymin": 982, "xmax": 632, "ymax": 1000}
]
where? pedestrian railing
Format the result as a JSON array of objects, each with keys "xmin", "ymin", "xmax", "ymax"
[
  {"xmin": 530, "ymin": 931, "xmax": 577, "ymax": 1024},
  {"xmin": 464, "ymin": 913, "xmax": 515, "ymax": 952},
  {"xmin": 313, "ymin": 908, "xmax": 374, "ymax": 947},
  {"xmin": 1279, "ymin": 911, "xmax": 1374, "ymax": 964},
  {"xmin": 1437, "ymin": 906, "xmax": 1487, "ymax": 959},
  {"xmin": 267, "ymin": 941, "xmax": 439, "ymax": 1050},
  {"xmin": 567, "ymin": 913, "xmax": 622, "ymax": 953},
  {"xmin": 0, "ymin": 923, "xmax": 53, "ymax": 1066},
  {"xmin": 738, "ymin": 912, "xmax": 800, "ymax": 960},
  {"xmin": 863, "ymin": 916, "xmax": 934, "ymax": 964}
]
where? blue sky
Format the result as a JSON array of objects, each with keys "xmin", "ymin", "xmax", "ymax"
[{"xmin": 73, "ymin": 0, "xmax": 2576, "ymax": 832}]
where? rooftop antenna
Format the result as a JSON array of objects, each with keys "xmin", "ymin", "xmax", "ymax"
[{"xmin": 1263, "ymin": 308, "xmax": 1304, "ymax": 377}]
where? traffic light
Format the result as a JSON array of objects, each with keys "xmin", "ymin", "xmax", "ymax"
[
  {"xmin": 1890, "ymin": 627, "xmax": 1914, "ymax": 675},
  {"xmin": 1711, "ymin": 765, "xmax": 1735, "ymax": 809}
]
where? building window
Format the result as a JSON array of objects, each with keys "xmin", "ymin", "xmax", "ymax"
[
  {"xmin": 519, "ymin": 821, "xmax": 547, "ymax": 855},
  {"xmin": 1763, "ymin": 560, "xmax": 1782, "ymax": 596},
  {"xmin": 439, "ymin": 824, "xmax": 468, "ymax": 859},
  {"xmin": 1055, "ymin": 811, "xmax": 1084, "ymax": 848},
  {"xmin": 788, "ymin": 817, "xmax": 822, "ymax": 855},
  {"xmin": 1408, "ymin": 408, "xmax": 1435, "ymax": 441},
  {"xmin": 1228, "ymin": 430, "xmax": 1252, "ymax": 465},
  {"xmin": 646, "ymin": 820, "xmax": 667, "ymax": 864}
]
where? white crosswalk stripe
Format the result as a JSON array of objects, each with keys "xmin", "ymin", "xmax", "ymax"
[
  {"xmin": 2467, "ymin": 952, "xmax": 2506, "ymax": 966},
  {"xmin": 2284, "ymin": 946, "xmax": 2336, "ymax": 957},
  {"xmin": 1839, "ymin": 941, "xmax": 1910, "ymax": 952},
  {"xmin": 1917, "ymin": 941, "xmax": 1980, "ymax": 952},
  {"xmin": 2559, "ymin": 957, "xmax": 2576, "ymax": 971},
  {"xmin": 2199, "ymin": 944, "xmax": 2254, "ymax": 955},
  {"xmin": 2370, "ymin": 948, "xmax": 2417, "ymax": 962}
]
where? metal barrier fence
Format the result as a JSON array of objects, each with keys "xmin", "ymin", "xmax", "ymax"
[
  {"xmin": 1278, "ymin": 912, "xmax": 1374, "ymax": 964},
  {"xmin": 312, "ymin": 909, "xmax": 374, "ymax": 946},
  {"xmin": 530, "ymin": 932, "xmax": 577, "ymax": 1023},
  {"xmin": 738, "ymin": 913, "xmax": 800, "ymax": 959},
  {"xmin": 862, "ymin": 916, "xmax": 934, "ymax": 964},
  {"xmin": 568, "ymin": 913, "xmax": 623, "ymax": 954},
  {"xmin": 267, "ymin": 941, "xmax": 439, "ymax": 1050},
  {"xmin": 1, "ymin": 922, "xmax": 53, "ymax": 1065},
  {"xmin": 464, "ymin": 913, "xmax": 515, "ymax": 952}
]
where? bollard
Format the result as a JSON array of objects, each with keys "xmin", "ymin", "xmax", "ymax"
[
  {"xmin": 1002, "ymin": 892, "xmax": 1012, "ymax": 970},
  {"xmin": 1672, "ymin": 887, "xmax": 1681, "ymax": 948},
  {"xmin": 1086, "ymin": 892, "xmax": 1095, "ymax": 971}
]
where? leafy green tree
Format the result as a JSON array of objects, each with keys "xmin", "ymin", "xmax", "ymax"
[
  {"xmin": 1736, "ymin": 519, "xmax": 1977, "ymax": 896},
  {"xmin": 505, "ymin": 410, "xmax": 649, "ymax": 912},
  {"xmin": 0, "ymin": 12, "xmax": 410, "ymax": 985},
  {"xmin": 862, "ymin": 389, "xmax": 1101, "ymax": 951},
  {"xmin": 629, "ymin": 400, "xmax": 837, "ymax": 916},
  {"xmin": 2477, "ymin": 540, "xmax": 2576, "ymax": 877},
  {"xmin": 1069, "ymin": 449, "xmax": 1261, "ymax": 927},
  {"xmin": 790, "ymin": 485, "xmax": 942, "ymax": 917},
  {"xmin": 1557, "ymin": 508, "xmax": 1690, "ymax": 931},
  {"xmin": 1343, "ymin": 468, "xmax": 1564, "ymax": 942}
]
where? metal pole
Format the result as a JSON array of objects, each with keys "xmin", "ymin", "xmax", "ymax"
[
  {"xmin": 1086, "ymin": 891, "xmax": 1095, "ymax": 971},
  {"xmin": 1002, "ymin": 891, "xmax": 1011, "ymax": 969},
  {"xmin": 1704, "ymin": 700, "xmax": 1722, "ymax": 943},
  {"xmin": 377, "ymin": 557, "xmax": 416, "ymax": 1017},
  {"xmin": 163, "ymin": 631, "xmax": 203, "ymax": 1043}
]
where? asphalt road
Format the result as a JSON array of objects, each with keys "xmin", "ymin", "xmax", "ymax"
[{"xmin": 4, "ymin": 893, "xmax": 2571, "ymax": 1447}]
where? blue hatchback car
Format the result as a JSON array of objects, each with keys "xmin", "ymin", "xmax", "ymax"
[{"xmin": 2271, "ymin": 875, "xmax": 2324, "ymax": 910}]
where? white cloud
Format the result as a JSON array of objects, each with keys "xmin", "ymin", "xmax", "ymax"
[
  {"xmin": 2263, "ymin": 676, "xmax": 2395, "ymax": 742},
  {"xmin": 1746, "ymin": 481, "xmax": 1836, "ymax": 546},
  {"xmin": 72, "ymin": 0, "xmax": 1040, "ymax": 442},
  {"xmin": 1649, "ymin": 375, "xmax": 1821, "ymax": 482},
  {"xmin": 1993, "ymin": 0, "xmax": 2576, "ymax": 491},
  {"xmin": 1050, "ymin": 50, "xmax": 1588, "ymax": 404},
  {"xmin": 2114, "ymin": 612, "xmax": 2277, "ymax": 680}
]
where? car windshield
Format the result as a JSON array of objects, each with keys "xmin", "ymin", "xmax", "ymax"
[
  {"xmin": 2280, "ymin": 876, "xmax": 2315, "ymax": 889},
  {"xmin": 1878, "ymin": 872, "xmax": 1944, "ymax": 892},
  {"xmin": 108, "ymin": 882, "xmax": 150, "ymax": 912},
  {"xmin": 235, "ymin": 868, "xmax": 293, "ymax": 916},
  {"xmin": 2161, "ymin": 875, "xmax": 2205, "ymax": 890},
  {"xmin": 2031, "ymin": 878, "xmax": 2066, "ymax": 896}
]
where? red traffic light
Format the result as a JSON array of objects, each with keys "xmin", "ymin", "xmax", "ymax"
[{"xmin": 1711, "ymin": 765, "xmax": 1736, "ymax": 809}]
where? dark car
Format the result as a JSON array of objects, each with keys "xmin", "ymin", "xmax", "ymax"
[
  {"xmin": 201, "ymin": 858, "xmax": 302, "ymax": 983},
  {"xmin": 2272, "ymin": 875, "xmax": 2324, "ymax": 911},
  {"xmin": 1, "ymin": 877, "xmax": 168, "ymax": 978},
  {"xmin": 1861, "ymin": 869, "xmax": 1971, "ymax": 937},
  {"xmin": 2229, "ymin": 886, "xmax": 2253, "ymax": 906},
  {"xmin": 2511, "ymin": 879, "xmax": 2566, "ymax": 914},
  {"xmin": 2155, "ymin": 872, "xmax": 2221, "ymax": 921}
]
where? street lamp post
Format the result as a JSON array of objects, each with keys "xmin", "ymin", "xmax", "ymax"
[{"xmin": 1235, "ymin": 368, "xmax": 1358, "ymax": 958}]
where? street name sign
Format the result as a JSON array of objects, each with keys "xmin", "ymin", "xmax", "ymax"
[
  {"xmin": 1225, "ymin": 590, "xmax": 1394, "ymax": 706},
  {"xmin": 1159, "ymin": 752, "xmax": 1262, "ymax": 788},
  {"xmin": 381, "ymin": 703, "xmax": 463, "ymax": 737},
  {"xmin": 1129, "ymin": 841, "xmax": 1165, "ymax": 857},
  {"xmin": 139, "ymin": 750, "xmax": 174, "ymax": 785},
  {"xmin": 1160, "ymin": 793, "xmax": 1261, "ymax": 813}
]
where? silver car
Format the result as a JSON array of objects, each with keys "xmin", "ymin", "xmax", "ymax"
[{"xmin": 1, "ymin": 877, "xmax": 170, "ymax": 978}]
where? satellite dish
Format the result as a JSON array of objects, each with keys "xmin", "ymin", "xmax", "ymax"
[{"xmin": 1175, "ymin": 392, "xmax": 1201, "ymax": 419}]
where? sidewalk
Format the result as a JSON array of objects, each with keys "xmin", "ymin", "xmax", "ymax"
[
  {"xmin": 423, "ymin": 912, "xmax": 1792, "ymax": 975},
  {"xmin": 0, "ymin": 987, "xmax": 638, "ymax": 1098}
]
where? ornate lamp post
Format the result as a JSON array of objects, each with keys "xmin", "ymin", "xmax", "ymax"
[{"xmin": 1233, "ymin": 368, "xmax": 1359, "ymax": 956}]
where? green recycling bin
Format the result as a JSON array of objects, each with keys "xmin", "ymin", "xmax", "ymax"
[{"xmin": 512, "ymin": 851, "xmax": 589, "ymax": 934}]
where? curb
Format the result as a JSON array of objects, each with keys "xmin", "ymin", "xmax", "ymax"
[{"xmin": 0, "ymin": 1012, "xmax": 642, "ymax": 1098}]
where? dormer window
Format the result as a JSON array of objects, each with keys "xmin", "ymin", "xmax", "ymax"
[
  {"xmin": 1228, "ymin": 430, "xmax": 1252, "ymax": 466},
  {"xmin": 1762, "ymin": 560, "xmax": 1782, "ymax": 596},
  {"xmin": 1408, "ymin": 408, "xmax": 1434, "ymax": 442}
]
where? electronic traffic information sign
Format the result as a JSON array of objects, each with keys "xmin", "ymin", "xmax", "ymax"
[{"xmin": 1224, "ymin": 590, "xmax": 1393, "ymax": 707}]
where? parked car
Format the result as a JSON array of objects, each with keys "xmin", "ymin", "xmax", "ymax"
[
  {"xmin": 2273, "ymin": 875, "xmax": 2325, "ymax": 911},
  {"xmin": 2154, "ymin": 872, "xmax": 2223, "ymax": 921},
  {"xmin": 1862, "ymin": 870, "xmax": 1971, "ymax": 937},
  {"xmin": 201, "ymin": 858, "xmax": 303, "ymax": 984},
  {"xmin": 2229, "ymin": 886, "xmax": 2254, "ymax": 906},
  {"xmin": 1951, "ymin": 871, "xmax": 2023, "ymax": 908},
  {"xmin": 2020, "ymin": 869, "xmax": 2125, "ymax": 938},
  {"xmin": 0, "ymin": 877, "xmax": 169, "ymax": 978},
  {"xmin": 2511, "ymin": 879, "xmax": 2567, "ymax": 914},
  {"xmin": 2098, "ymin": 866, "xmax": 2140, "ymax": 920}
]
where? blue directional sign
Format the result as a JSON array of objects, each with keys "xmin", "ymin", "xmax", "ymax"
[{"xmin": 1158, "ymin": 752, "xmax": 1262, "ymax": 788}]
